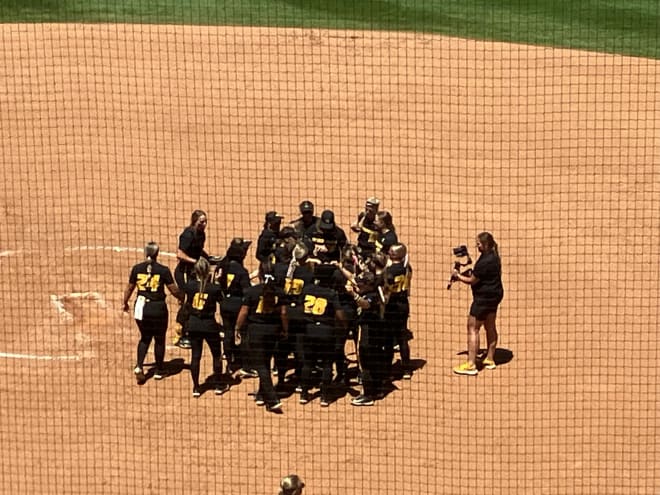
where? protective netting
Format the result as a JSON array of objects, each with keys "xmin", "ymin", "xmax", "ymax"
[{"xmin": 0, "ymin": 3, "xmax": 658, "ymax": 494}]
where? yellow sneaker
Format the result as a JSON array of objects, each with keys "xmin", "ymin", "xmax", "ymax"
[
  {"xmin": 453, "ymin": 362, "xmax": 478, "ymax": 376},
  {"xmin": 482, "ymin": 358, "xmax": 496, "ymax": 370}
]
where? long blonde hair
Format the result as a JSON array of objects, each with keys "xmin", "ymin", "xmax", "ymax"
[{"xmin": 193, "ymin": 258, "xmax": 211, "ymax": 294}]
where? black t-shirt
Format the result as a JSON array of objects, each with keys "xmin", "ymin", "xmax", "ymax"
[
  {"xmin": 356, "ymin": 212, "xmax": 379, "ymax": 254},
  {"xmin": 471, "ymin": 251, "xmax": 504, "ymax": 302},
  {"xmin": 220, "ymin": 261, "xmax": 251, "ymax": 314},
  {"xmin": 384, "ymin": 262, "xmax": 411, "ymax": 304},
  {"xmin": 129, "ymin": 261, "xmax": 174, "ymax": 302},
  {"xmin": 329, "ymin": 268, "xmax": 356, "ymax": 308},
  {"xmin": 300, "ymin": 283, "xmax": 342, "ymax": 327},
  {"xmin": 304, "ymin": 224, "xmax": 348, "ymax": 262},
  {"xmin": 358, "ymin": 290, "xmax": 384, "ymax": 329},
  {"xmin": 178, "ymin": 227, "xmax": 207, "ymax": 263},
  {"xmin": 241, "ymin": 284, "xmax": 285, "ymax": 326},
  {"xmin": 183, "ymin": 279, "xmax": 222, "ymax": 319},
  {"xmin": 283, "ymin": 264, "xmax": 315, "ymax": 303},
  {"xmin": 376, "ymin": 230, "xmax": 398, "ymax": 254},
  {"xmin": 291, "ymin": 216, "xmax": 319, "ymax": 237},
  {"xmin": 129, "ymin": 261, "xmax": 175, "ymax": 318},
  {"xmin": 273, "ymin": 261, "xmax": 290, "ymax": 290},
  {"xmin": 256, "ymin": 229, "xmax": 278, "ymax": 263}
]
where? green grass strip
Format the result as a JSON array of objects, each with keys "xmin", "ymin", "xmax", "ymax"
[{"xmin": 0, "ymin": 0, "xmax": 658, "ymax": 59}]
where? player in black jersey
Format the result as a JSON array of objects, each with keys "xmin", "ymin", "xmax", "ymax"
[
  {"xmin": 276, "ymin": 241, "xmax": 316, "ymax": 383},
  {"xmin": 298, "ymin": 263, "xmax": 347, "ymax": 407},
  {"xmin": 304, "ymin": 209, "xmax": 348, "ymax": 263},
  {"xmin": 182, "ymin": 258, "xmax": 227, "ymax": 397},
  {"xmin": 217, "ymin": 238, "xmax": 252, "ymax": 374},
  {"xmin": 350, "ymin": 270, "xmax": 387, "ymax": 406},
  {"xmin": 350, "ymin": 197, "xmax": 380, "ymax": 260},
  {"xmin": 331, "ymin": 250, "xmax": 359, "ymax": 385},
  {"xmin": 122, "ymin": 242, "xmax": 184, "ymax": 384},
  {"xmin": 256, "ymin": 211, "xmax": 284, "ymax": 264},
  {"xmin": 234, "ymin": 261, "xmax": 289, "ymax": 412},
  {"xmin": 174, "ymin": 210, "xmax": 210, "ymax": 349},
  {"xmin": 374, "ymin": 210, "xmax": 398, "ymax": 255},
  {"xmin": 289, "ymin": 200, "xmax": 319, "ymax": 238},
  {"xmin": 384, "ymin": 243, "xmax": 413, "ymax": 379}
]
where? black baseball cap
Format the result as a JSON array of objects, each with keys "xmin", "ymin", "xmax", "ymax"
[
  {"xmin": 299, "ymin": 200, "xmax": 314, "ymax": 213},
  {"xmin": 319, "ymin": 210, "xmax": 335, "ymax": 230},
  {"xmin": 279, "ymin": 226, "xmax": 298, "ymax": 239},
  {"xmin": 226, "ymin": 237, "xmax": 251, "ymax": 259},
  {"xmin": 265, "ymin": 211, "xmax": 283, "ymax": 224}
]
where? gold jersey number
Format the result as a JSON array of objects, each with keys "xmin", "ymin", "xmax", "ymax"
[
  {"xmin": 136, "ymin": 273, "xmax": 161, "ymax": 292},
  {"xmin": 303, "ymin": 295, "xmax": 328, "ymax": 315},
  {"xmin": 390, "ymin": 273, "xmax": 412, "ymax": 293},
  {"xmin": 191, "ymin": 292, "xmax": 208, "ymax": 310},
  {"xmin": 284, "ymin": 278, "xmax": 304, "ymax": 295},
  {"xmin": 256, "ymin": 295, "xmax": 279, "ymax": 314}
]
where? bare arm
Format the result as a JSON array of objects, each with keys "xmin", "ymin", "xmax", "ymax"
[
  {"xmin": 453, "ymin": 270, "xmax": 479, "ymax": 285},
  {"xmin": 279, "ymin": 305, "xmax": 289, "ymax": 337},
  {"xmin": 337, "ymin": 264, "xmax": 358, "ymax": 288},
  {"xmin": 122, "ymin": 282, "xmax": 136, "ymax": 312},
  {"xmin": 350, "ymin": 214, "xmax": 364, "ymax": 233},
  {"xmin": 166, "ymin": 282, "xmax": 185, "ymax": 303},
  {"xmin": 233, "ymin": 305, "xmax": 249, "ymax": 346}
]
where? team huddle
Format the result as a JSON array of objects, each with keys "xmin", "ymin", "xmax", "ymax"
[{"xmin": 122, "ymin": 198, "xmax": 413, "ymax": 411}]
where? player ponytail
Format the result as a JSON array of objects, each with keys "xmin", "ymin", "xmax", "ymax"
[
  {"xmin": 194, "ymin": 257, "xmax": 211, "ymax": 295},
  {"xmin": 259, "ymin": 261, "xmax": 277, "ymax": 313},
  {"xmin": 142, "ymin": 241, "xmax": 160, "ymax": 290},
  {"xmin": 144, "ymin": 241, "xmax": 159, "ymax": 273}
]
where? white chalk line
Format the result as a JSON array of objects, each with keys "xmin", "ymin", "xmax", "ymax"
[
  {"xmin": 64, "ymin": 246, "xmax": 177, "ymax": 257},
  {"xmin": 0, "ymin": 246, "xmax": 177, "ymax": 258},
  {"xmin": 0, "ymin": 245, "xmax": 176, "ymax": 361},
  {"xmin": 0, "ymin": 351, "xmax": 84, "ymax": 361}
]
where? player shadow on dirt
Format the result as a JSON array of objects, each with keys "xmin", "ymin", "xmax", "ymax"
[
  {"xmin": 301, "ymin": 357, "xmax": 428, "ymax": 406},
  {"xmin": 141, "ymin": 357, "xmax": 188, "ymax": 383},
  {"xmin": 456, "ymin": 347, "xmax": 514, "ymax": 370}
]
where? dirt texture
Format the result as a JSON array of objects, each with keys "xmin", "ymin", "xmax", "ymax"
[{"xmin": 0, "ymin": 23, "xmax": 659, "ymax": 495}]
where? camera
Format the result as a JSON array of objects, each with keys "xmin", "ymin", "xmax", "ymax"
[
  {"xmin": 452, "ymin": 245, "xmax": 469, "ymax": 257},
  {"xmin": 447, "ymin": 244, "xmax": 472, "ymax": 290}
]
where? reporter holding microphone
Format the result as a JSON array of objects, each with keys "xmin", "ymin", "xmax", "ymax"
[{"xmin": 452, "ymin": 232, "xmax": 504, "ymax": 376}]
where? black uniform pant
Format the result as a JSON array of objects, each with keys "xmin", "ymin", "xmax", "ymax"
[
  {"xmin": 136, "ymin": 317, "xmax": 168, "ymax": 370},
  {"xmin": 174, "ymin": 262, "xmax": 194, "ymax": 335},
  {"xmin": 247, "ymin": 323, "xmax": 280, "ymax": 406},
  {"xmin": 358, "ymin": 324, "xmax": 393, "ymax": 398},
  {"xmin": 274, "ymin": 317, "xmax": 305, "ymax": 380},
  {"xmin": 334, "ymin": 305, "xmax": 357, "ymax": 381},
  {"xmin": 386, "ymin": 306, "xmax": 411, "ymax": 369},
  {"xmin": 220, "ymin": 309, "xmax": 241, "ymax": 370},
  {"xmin": 301, "ymin": 323, "xmax": 335, "ymax": 398},
  {"xmin": 189, "ymin": 331, "xmax": 223, "ymax": 389}
]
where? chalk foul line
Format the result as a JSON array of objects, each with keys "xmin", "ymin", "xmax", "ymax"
[
  {"xmin": 0, "ymin": 246, "xmax": 176, "ymax": 258},
  {"xmin": 0, "ymin": 351, "xmax": 90, "ymax": 361}
]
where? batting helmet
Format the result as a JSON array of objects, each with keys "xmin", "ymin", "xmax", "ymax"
[{"xmin": 279, "ymin": 474, "xmax": 305, "ymax": 495}]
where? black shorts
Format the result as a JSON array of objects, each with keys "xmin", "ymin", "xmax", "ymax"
[
  {"xmin": 136, "ymin": 317, "xmax": 168, "ymax": 337},
  {"xmin": 469, "ymin": 300, "xmax": 500, "ymax": 320}
]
